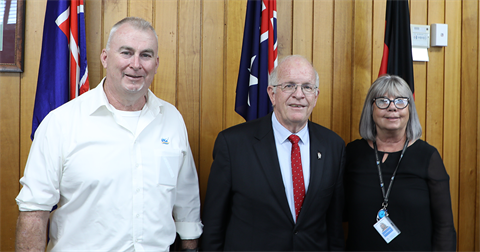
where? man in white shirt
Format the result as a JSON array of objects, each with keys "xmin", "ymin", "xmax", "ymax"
[{"xmin": 15, "ymin": 17, "xmax": 202, "ymax": 252}]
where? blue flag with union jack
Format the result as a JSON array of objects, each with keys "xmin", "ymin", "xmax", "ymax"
[
  {"xmin": 31, "ymin": 0, "xmax": 89, "ymax": 139},
  {"xmin": 235, "ymin": 0, "xmax": 277, "ymax": 121}
]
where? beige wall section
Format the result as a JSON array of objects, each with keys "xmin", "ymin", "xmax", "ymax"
[
  {"xmin": 0, "ymin": 73, "xmax": 20, "ymax": 252},
  {"xmin": 460, "ymin": 1, "xmax": 479, "ymax": 251},
  {"xmin": 0, "ymin": 0, "xmax": 478, "ymax": 251}
]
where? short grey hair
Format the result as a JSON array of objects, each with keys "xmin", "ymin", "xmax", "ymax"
[
  {"xmin": 359, "ymin": 74, "xmax": 422, "ymax": 141},
  {"xmin": 106, "ymin": 17, "xmax": 158, "ymax": 51},
  {"xmin": 268, "ymin": 55, "xmax": 320, "ymax": 94}
]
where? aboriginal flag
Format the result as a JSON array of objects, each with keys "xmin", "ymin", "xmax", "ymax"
[{"xmin": 378, "ymin": 0, "xmax": 414, "ymax": 95}]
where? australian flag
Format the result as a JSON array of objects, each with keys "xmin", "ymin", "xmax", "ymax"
[
  {"xmin": 235, "ymin": 0, "xmax": 277, "ymax": 121},
  {"xmin": 31, "ymin": 0, "xmax": 89, "ymax": 139}
]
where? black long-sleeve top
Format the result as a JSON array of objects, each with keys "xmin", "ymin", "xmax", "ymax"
[{"xmin": 344, "ymin": 139, "xmax": 456, "ymax": 251}]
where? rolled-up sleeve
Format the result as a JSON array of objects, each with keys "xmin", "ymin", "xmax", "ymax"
[
  {"xmin": 16, "ymin": 113, "xmax": 62, "ymax": 212},
  {"xmin": 173, "ymin": 141, "xmax": 203, "ymax": 240}
]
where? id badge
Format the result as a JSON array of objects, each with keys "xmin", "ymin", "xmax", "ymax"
[{"xmin": 373, "ymin": 216, "xmax": 401, "ymax": 243}]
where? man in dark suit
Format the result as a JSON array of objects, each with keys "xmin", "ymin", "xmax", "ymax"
[{"xmin": 201, "ymin": 55, "xmax": 345, "ymax": 251}]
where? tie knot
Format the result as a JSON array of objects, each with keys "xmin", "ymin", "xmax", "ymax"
[{"xmin": 288, "ymin": 135, "xmax": 300, "ymax": 145}]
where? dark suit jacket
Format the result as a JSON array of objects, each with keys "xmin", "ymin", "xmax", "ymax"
[{"xmin": 201, "ymin": 113, "xmax": 346, "ymax": 251}]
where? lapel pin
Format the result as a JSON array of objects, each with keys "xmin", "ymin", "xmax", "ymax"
[{"xmin": 317, "ymin": 152, "xmax": 322, "ymax": 160}]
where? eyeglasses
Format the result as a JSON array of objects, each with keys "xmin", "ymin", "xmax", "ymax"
[
  {"xmin": 272, "ymin": 83, "xmax": 318, "ymax": 94},
  {"xmin": 373, "ymin": 97, "xmax": 409, "ymax": 109}
]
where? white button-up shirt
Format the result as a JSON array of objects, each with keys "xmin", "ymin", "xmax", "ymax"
[{"xmin": 16, "ymin": 79, "xmax": 203, "ymax": 251}]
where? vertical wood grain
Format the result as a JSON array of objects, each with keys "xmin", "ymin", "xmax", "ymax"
[
  {"xmin": 199, "ymin": 0, "xmax": 225, "ymax": 199},
  {"xmin": 277, "ymin": 0, "xmax": 292, "ymax": 58},
  {"xmin": 351, "ymin": 0, "xmax": 373, "ymax": 142},
  {"xmin": 312, "ymin": 0, "xmax": 334, "ymax": 129},
  {"xmin": 409, "ymin": 0, "xmax": 427, "ymax": 139},
  {"xmin": 476, "ymin": 2, "xmax": 480, "ymax": 251},
  {"xmin": 372, "ymin": 0, "xmax": 385, "ymax": 81},
  {"xmin": 425, "ymin": 0, "xmax": 445, "ymax": 155},
  {"xmin": 153, "ymin": 0, "xmax": 178, "ymax": 105},
  {"xmin": 0, "ymin": 73, "xmax": 20, "ymax": 251},
  {"xmin": 292, "ymin": 0, "xmax": 313, "ymax": 60},
  {"xmin": 129, "ymin": 0, "xmax": 153, "ymax": 24},
  {"xmin": 19, "ymin": 0, "xmax": 48, "ymax": 176},
  {"xmin": 331, "ymin": 0, "xmax": 353, "ymax": 140},
  {"xmin": 477, "ymin": 113, "xmax": 480, "ymax": 250},
  {"xmin": 225, "ymin": 0, "xmax": 247, "ymax": 129},
  {"xmin": 443, "ymin": 0, "xmax": 461, "ymax": 235},
  {"xmin": 177, "ymin": 0, "xmax": 201, "ymax": 165},
  {"xmin": 477, "ymin": 14, "xmax": 480, "ymax": 247},
  {"xmin": 411, "ymin": 60, "xmax": 426, "ymax": 140},
  {"xmin": 459, "ymin": 0, "xmax": 478, "ymax": 250},
  {"xmin": 85, "ymin": 0, "xmax": 103, "ymax": 88}
]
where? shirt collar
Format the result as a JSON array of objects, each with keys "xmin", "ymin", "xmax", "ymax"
[
  {"xmin": 88, "ymin": 77, "xmax": 164, "ymax": 116},
  {"xmin": 271, "ymin": 112, "xmax": 309, "ymax": 144}
]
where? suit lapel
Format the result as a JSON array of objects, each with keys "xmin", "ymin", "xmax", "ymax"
[
  {"xmin": 252, "ymin": 114, "xmax": 295, "ymax": 224},
  {"xmin": 298, "ymin": 121, "xmax": 328, "ymax": 219}
]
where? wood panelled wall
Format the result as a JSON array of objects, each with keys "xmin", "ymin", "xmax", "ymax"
[{"xmin": 0, "ymin": 0, "xmax": 478, "ymax": 250}]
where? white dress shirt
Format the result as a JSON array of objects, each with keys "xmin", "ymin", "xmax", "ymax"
[
  {"xmin": 16, "ymin": 79, "xmax": 203, "ymax": 251},
  {"xmin": 271, "ymin": 112, "xmax": 310, "ymax": 222}
]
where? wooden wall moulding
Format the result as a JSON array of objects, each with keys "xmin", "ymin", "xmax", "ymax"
[{"xmin": 0, "ymin": 0, "xmax": 25, "ymax": 73}]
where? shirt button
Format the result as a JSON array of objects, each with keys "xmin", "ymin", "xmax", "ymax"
[{"xmin": 136, "ymin": 214, "xmax": 140, "ymax": 218}]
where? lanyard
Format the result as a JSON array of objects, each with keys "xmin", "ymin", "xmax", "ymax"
[{"xmin": 373, "ymin": 138, "xmax": 409, "ymax": 208}]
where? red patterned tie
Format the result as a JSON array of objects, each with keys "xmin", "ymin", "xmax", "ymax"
[{"xmin": 288, "ymin": 134, "xmax": 305, "ymax": 220}]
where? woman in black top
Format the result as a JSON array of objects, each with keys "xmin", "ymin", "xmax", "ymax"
[{"xmin": 344, "ymin": 74, "xmax": 456, "ymax": 251}]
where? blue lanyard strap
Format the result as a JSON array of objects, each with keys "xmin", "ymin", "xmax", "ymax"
[{"xmin": 373, "ymin": 138, "xmax": 409, "ymax": 208}]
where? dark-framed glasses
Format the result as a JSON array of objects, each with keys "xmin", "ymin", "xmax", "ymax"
[
  {"xmin": 272, "ymin": 83, "xmax": 317, "ymax": 94},
  {"xmin": 373, "ymin": 97, "xmax": 409, "ymax": 109}
]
